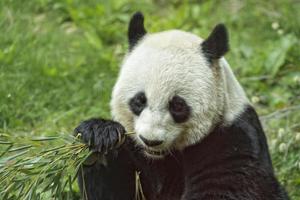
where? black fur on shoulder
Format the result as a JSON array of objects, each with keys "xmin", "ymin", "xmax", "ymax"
[
  {"xmin": 181, "ymin": 106, "xmax": 289, "ymax": 200},
  {"xmin": 128, "ymin": 11, "xmax": 147, "ymax": 51},
  {"xmin": 201, "ymin": 24, "xmax": 229, "ymax": 63}
]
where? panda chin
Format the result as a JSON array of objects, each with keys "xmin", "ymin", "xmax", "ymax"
[{"xmin": 143, "ymin": 148, "xmax": 168, "ymax": 159}]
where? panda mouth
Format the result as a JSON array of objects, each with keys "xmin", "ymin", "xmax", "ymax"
[{"xmin": 144, "ymin": 148, "xmax": 167, "ymax": 158}]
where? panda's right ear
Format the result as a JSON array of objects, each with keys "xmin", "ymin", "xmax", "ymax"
[{"xmin": 128, "ymin": 12, "xmax": 147, "ymax": 51}]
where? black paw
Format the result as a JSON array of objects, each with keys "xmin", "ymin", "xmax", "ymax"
[{"xmin": 74, "ymin": 118, "xmax": 126, "ymax": 153}]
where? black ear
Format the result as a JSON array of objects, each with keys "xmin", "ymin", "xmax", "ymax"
[
  {"xmin": 128, "ymin": 12, "xmax": 147, "ymax": 50},
  {"xmin": 201, "ymin": 24, "xmax": 229, "ymax": 62}
]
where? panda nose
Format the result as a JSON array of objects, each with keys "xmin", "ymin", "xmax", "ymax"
[{"xmin": 139, "ymin": 135, "xmax": 163, "ymax": 147}]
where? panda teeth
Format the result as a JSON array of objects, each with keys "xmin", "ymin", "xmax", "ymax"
[{"xmin": 145, "ymin": 149, "xmax": 166, "ymax": 156}]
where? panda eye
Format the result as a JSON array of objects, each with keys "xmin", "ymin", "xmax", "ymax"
[
  {"xmin": 129, "ymin": 92, "xmax": 147, "ymax": 116},
  {"xmin": 169, "ymin": 96, "xmax": 190, "ymax": 123}
]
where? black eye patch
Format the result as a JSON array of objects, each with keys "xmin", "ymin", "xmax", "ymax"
[
  {"xmin": 169, "ymin": 95, "xmax": 190, "ymax": 123},
  {"xmin": 129, "ymin": 92, "xmax": 147, "ymax": 116}
]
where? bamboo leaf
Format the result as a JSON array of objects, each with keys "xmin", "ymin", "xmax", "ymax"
[
  {"xmin": 9, "ymin": 145, "xmax": 33, "ymax": 152},
  {"xmin": 30, "ymin": 136, "xmax": 59, "ymax": 141}
]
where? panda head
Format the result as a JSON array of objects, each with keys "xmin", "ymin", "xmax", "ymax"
[{"xmin": 110, "ymin": 12, "xmax": 248, "ymax": 159}]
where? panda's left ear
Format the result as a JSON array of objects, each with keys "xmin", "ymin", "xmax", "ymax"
[
  {"xmin": 201, "ymin": 24, "xmax": 229, "ymax": 62},
  {"xmin": 128, "ymin": 12, "xmax": 147, "ymax": 50}
]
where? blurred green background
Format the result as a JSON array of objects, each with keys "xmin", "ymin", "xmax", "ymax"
[{"xmin": 0, "ymin": 0, "xmax": 299, "ymax": 199}]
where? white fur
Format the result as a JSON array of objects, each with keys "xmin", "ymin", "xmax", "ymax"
[
  {"xmin": 220, "ymin": 58, "xmax": 249, "ymax": 124},
  {"xmin": 110, "ymin": 30, "xmax": 249, "ymax": 157}
]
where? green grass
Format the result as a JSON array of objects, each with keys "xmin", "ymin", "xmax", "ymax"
[{"xmin": 0, "ymin": 0, "xmax": 299, "ymax": 199}]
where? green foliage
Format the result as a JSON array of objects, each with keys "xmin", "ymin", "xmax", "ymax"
[
  {"xmin": 0, "ymin": 0, "xmax": 299, "ymax": 199},
  {"xmin": 265, "ymin": 34, "xmax": 297, "ymax": 77},
  {"xmin": 0, "ymin": 134, "xmax": 89, "ymax": 199}
]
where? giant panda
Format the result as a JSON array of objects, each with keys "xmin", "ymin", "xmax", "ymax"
[{"xmin": 74, "ymin": 12, "xmax": 289, "ymax": 200}]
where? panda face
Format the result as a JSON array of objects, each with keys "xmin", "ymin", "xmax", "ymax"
[
  {"xmin": 111, "ymin": 30, "xmax": 223, "ymax": 159},
  {"xmin": 110, "ymin": 13, "xmax": 246, "ymax": 159}
]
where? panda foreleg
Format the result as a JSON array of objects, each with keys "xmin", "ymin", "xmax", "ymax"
[{"xmin": 74, "ymin": 118, "xmax": 135, "ymax": 200}]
